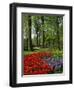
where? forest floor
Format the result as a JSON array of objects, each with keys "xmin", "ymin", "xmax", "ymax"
[
  {"xmin": 24, "ymin": 48, "xmax": 50, "ymax": 56},
  {"xmin": 24, "ymin": 48, "xmax": 63, "ymax": 57}
]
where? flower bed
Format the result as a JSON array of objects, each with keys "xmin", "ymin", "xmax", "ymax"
[
  {"xmin": 24, "ymin": 52, "xmax": 63, "ymax": 75},
  {"xmin": 24, "ymin": 52, "xmax": 53, "ymax": 75}
]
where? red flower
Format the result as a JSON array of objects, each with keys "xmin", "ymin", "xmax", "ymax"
[{"xmin": 24, "ymin": 52, "xmax": 53, "ymax": 75}]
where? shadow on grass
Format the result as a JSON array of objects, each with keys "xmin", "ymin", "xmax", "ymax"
[{"xmin": 24, "ymin": 48, "xmax": 50, "ymax": 56}]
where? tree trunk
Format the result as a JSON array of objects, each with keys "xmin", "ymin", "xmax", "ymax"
[
  {"xmin": 41, "ymin": 16, "xmax": 45, "ymax": 48},
  {"xmin": 56, "ymin": 17, "xmax": 60, "ymax": 50},
  {"xmin": 28, "ymin": 16, "xmax": 33, "ymax": 51},
  {"xmin": 42, "ymin": 30, "xmax": 45, "ymax": 47},
  {"xmin": 26, "ymin": 38, "xmax": 28, "ymax": 50},
  {"xmin": 38, "ymin": 32, "xmax": 40, "ymax": 47},
  {"xmin": 36, "ymin": 29, "xmax": 38, "ymax": 47}
]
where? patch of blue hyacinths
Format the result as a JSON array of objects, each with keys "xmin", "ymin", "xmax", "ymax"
[{"xmin": 42, "ymin": 56, "xmax": 63, "ymax": 73}]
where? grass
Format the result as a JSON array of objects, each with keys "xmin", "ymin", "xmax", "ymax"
[
  {"xmin": 23, "ymin": 47, "xmax": 63, "ymax": 58},
  {"xmin": 24, "ymin": 48, "xmax": 50, "ymax": 56}
]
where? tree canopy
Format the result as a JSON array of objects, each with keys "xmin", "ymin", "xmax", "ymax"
[{"xmin": 22, "ymin": 14, "xmax": 63, "ymax": 52}]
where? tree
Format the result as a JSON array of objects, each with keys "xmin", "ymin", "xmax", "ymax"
[
  {"xmin": 55, "ymin": 16, "xmax": 63, "ymax": 50},
  {"xmin": 32, "ymin": 16, "xmax": 42, "ymax": 47},
  {"xmin": 22, "ymin": 14, "xmax": 63, "ymax": 51},
  {"xmin": 27, "ymin": 16, "xmax": 33, "ymax": 51},
  {"xmin": 22, "ymin": 15, "xmax": 28, "ymax": 50},
  {"xmin": 41, "ymin": 16, "xmax": 45, "ymax": 48}
]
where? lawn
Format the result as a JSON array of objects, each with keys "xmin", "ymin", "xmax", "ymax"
[
  {"xmin": 24, "ymin": 48, "xmax": 63, "ymax": 58},
  {"xmin": 24, "ymin": 48, "xmax": 50, "ymax": 56}
]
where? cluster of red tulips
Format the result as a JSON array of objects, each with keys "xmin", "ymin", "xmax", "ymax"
[{"xmin": 24, "ymin": 52, "xmax": 53, "ymax": 75}]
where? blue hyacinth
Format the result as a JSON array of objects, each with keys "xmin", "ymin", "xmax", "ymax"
[{"xmin": 42, "ymin": 56, "xmax": 63, "ymax": 73}]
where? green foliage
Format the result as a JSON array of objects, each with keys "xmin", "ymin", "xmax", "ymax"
[
  {"xmin": 52, "ymin": 49, "xmax": 63, "ymax": 59},
  {"xmin": 22, "ymin": 14, "xmax": 63, "ymax": 53}
]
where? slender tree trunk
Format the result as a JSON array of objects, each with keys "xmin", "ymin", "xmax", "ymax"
[
  {"xmin": 41, "ymin": 16, "xmax": 45, "ymax": 48},
  {"xmin": 36, "ymin": 30, "xmax": 38, "ymax": 47},
  {"xmin": 38, "ymin": 32, "xmax": 40, "ymax": 47},
  {"xmin": 26, "ymin": 38, "xmax": 28, "ymax": 50},
  {"xmin": 28, "ymin": 16, "xmax": 33, "ymax": 51},
  {"xmin": 42, "ymin": 30, "xmax": 45, "ymax": 47},
  {"xmin": 56, "ymin": 17, "xmax": 60, "ymax": 50}
]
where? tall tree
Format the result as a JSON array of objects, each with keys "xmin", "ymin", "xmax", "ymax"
[
  {"xmin": 33, "ymin": 16, "xmax": 41, "ymax": 47},
  {"xmin": 55, "ymin": 16, "xmax": 62, "ymax": 50},
  {"xmin": 27, "ymin": 16, "xmax": 33, "ymax": 51},
  {"xmin": 41, "ymin": 16, "xmax": 45, "ymax": 48},
  {"xmin": 22, "ymin": 15, "xmax": 28, "ymax": 50}
]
